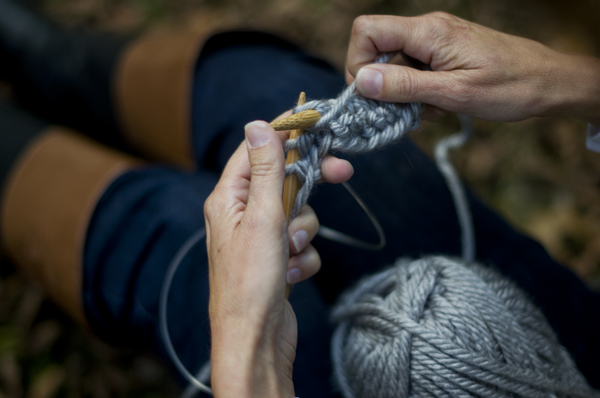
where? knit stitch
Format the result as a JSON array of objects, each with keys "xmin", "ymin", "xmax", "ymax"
[{"xmin": 285, "ymin": 53, "xmax": 421, "ymax": 219}]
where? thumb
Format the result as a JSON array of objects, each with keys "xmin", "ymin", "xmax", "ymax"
[
  {"xmin": 244, "ymin": 121, "xmax": 286, "ymax": 216},
  {"xmin": 355, "ymin": 63, "xmax": 452, "ymax": 108}
]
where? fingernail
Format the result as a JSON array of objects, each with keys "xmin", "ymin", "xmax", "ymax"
[
  {"xmin": 287, "ymin": 268, "xmax": 302, "ymax": 284},
  {"xmin": 292, "ymin": 230, "xmax": 308, "ymax": 253},
  {"xmin": 245, "ymin": 121, "xmax": 270, "ymax": 148},
  {"xmin": 356, "ymin": 67, "xmax": 383, "ymax": 96}
]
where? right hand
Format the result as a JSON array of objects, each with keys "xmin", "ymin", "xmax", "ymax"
[
  {"xmin": 205, "ymin": 121, "xmax": 353, "ymax": 398},
  {"xmin": 346, "ymin": 13, "xmax": 600, "ymax": 125}
]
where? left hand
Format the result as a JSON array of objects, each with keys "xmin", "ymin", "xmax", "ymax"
[
  {"xmin": 205, "ymin": 120, "xmax": 353, "ymax": 398},
  {"xmin": 345, "ymin": 13, "xmax": 600, "ymax": 125}
]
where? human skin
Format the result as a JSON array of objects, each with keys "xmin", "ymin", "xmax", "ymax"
[
  {"xmin": 205, "ymin": 120, "xmax": 353, "ymax": 398},
  {"xmin": 347, "ymin": 13, "xmax": 600, "ymax": 125},
  {"xmin": 206, "ymin": 12, "xmax": 600, "ymax": 398}
]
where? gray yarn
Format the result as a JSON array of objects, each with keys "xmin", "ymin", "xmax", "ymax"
[
  {"xmin": 433, "ymin": 115, "xmax": 475, "ymax": 262},
  {"xmin": 285, "ymin": 53, "xmax": 421, "ymax": 220},
  {"xmin": 179, "ymin": 361, "xmax": 211, "ymax": 398},
  {"xmin": 331, "ymin": 256, "xmax": 598, "ymax": 398}
]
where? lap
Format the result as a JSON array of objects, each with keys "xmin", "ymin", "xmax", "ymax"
[{"xmin": 82, "ymin": 32, "xmax": 600, "ymax": 392}]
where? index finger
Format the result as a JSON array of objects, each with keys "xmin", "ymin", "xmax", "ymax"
[{"xmin": 346, "ymin": 13, "xmax": 455, "ymax": 80}]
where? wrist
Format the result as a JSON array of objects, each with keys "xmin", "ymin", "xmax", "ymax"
[
  {"xmin": 544, "ymin": 51, "xmax": 600, "ymax": 125},
  {"xmin": 210, "ymin": 315, "xmax": 295, "ymax": 398},
  {"xmin": 211, "ymin": 332, "xmax": 295, "ymax": 398}
]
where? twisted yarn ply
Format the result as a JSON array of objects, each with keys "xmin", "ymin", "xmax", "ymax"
[
  {"xmin": 285, "ymin": 53, "xmax": 421, "ymax": 219},
  {"xmin": 331, "ymin": 256, "xmax": 598, "ymax": 398}
]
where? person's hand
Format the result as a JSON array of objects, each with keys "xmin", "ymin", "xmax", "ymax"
[
  {"xmin": 346, "ymin": 13, "xmax": 600, "ymax": 125},
  {"xmin": 205, "ymin": 120, "xmax": 353, "ymax": 398}
]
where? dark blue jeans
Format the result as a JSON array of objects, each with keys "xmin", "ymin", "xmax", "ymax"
[{"xmin": 82, "ymin": 32, "xmax": 600, "ymax": 395}]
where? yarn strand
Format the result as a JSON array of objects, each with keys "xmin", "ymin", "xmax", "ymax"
[{"xmin": 434, "ymin": 114, "xmax": 475, "ymax": 262}]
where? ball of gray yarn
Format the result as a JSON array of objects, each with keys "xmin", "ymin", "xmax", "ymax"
[{"xmin": 331, "ymin": 256, "xmax": 598, "ymax": 398}]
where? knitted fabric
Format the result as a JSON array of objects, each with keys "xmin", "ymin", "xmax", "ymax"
[
  {"xmin": 285, "ymin": 53, "xmax": 421, "ymax": 219},
  {"xmin": 331, "ymin": 256, "xmax": 598, "ymax": 398}
]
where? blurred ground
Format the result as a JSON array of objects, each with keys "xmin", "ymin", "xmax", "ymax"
[{"xmin": 1, "ymin": 0, "xmax": 600, "ymax": 396}]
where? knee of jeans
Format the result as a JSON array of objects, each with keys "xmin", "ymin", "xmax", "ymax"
[
  {"xmin": 82, "ymin": 167, "xmax": 217, "ymax": 344},
  {"xmin": 191, "ymin": 40, "xmax": 345, "ymax": 170}
]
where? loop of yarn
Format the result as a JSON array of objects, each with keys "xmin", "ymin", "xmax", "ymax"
[
  {"xmin": 285, "ymin": 53, "xmax": 422, "ymax": 219},
  {"xmin": 331, "ymin": 256, "xmax": 597, "ymax": 398}
]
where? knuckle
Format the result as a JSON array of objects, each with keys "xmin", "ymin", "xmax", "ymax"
[
  {"xmin": 432, "ymin": 16, "xmax": 454, "ymax": 36},
  {"xmin": 427, "ymin": 13, "xmax": 471, "ymax": 42},
  {"xmin": 351, "ymin": 15, "xmax": 374, "ymax": 36},
  {"xmin": 299, "ymin": 204, "xmax": 316, "ymax": 219},
  {"xmin": 291, "ymin": 206, "xmax": 319, "ymax": 235},
  {"xmin": 204, "ymin": 188, "xmax": 229, "ymax": 222},
  {"xmin": 392, "ymin": 68, "xmax": 418, "ymax": 100},
  {"xmin": 305, "ymin": 213, "xmax": 319, "ymax": 233},
  {"xmin": 419, "ymin": 13, "xmax": 455, "ymax": 39},
  {"xmin": 250, "ymin": 161, "xmax": 278, "ymax": 177},
  {"xmin": 292, "ymin": 245, "xmax": 322, "ymax": 276},
  {"xmin": 427, "ymin": 11, "xmax": 454, "ymax": 21},
  {"xmin": 424, "ymin": 16, "xmax": 465, "ymax": 50},
  {"xmin": 204, "ymin": 192, "xmax": 218, "ymax": 218}
]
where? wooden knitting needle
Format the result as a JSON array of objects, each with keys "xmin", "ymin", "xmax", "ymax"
[
  {"xmin": 281, "ymin": 93, "xmax": 306, "ymax": 223},
  {"xmin": 278, "ymin": 92, "xmax": 309, "ymax": 299},
  {"xmin": 271, "ymin": 109, "xmax": 321, "ymax": 131}
]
